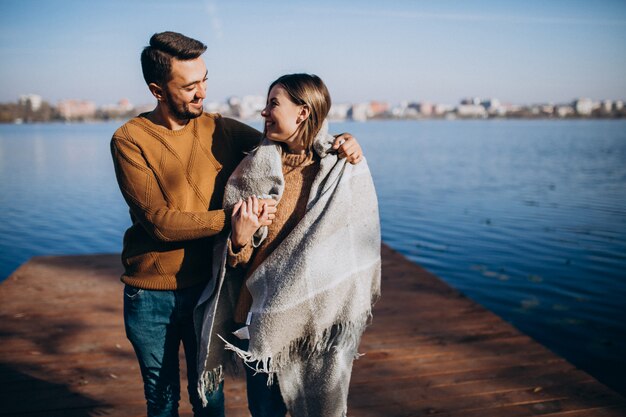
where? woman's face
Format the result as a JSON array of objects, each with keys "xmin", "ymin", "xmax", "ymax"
[{"xmin": 261, "ymin": 85, "xmax": 304, "ymax": 146}]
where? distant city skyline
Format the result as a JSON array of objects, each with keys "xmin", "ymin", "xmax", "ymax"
[
  {"xmin": 1, "ymin": 0, "xmax": 625, "ymax": 106},
  {"xmin": 7, "ymin": 93, "xmax": 622, "ymax": 125}
]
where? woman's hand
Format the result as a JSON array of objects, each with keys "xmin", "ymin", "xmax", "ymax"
[
  {"xmin": 258, "ymin": 198, "xmax": 278, "ymax": 226},
  {"xmin": 231, "ymin": 196, "xmax": 270, "ymax": 250}
]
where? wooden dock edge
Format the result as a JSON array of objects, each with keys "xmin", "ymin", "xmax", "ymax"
[{"xmin": 1, "ymin": 245, "xmax": 624, "ymax": 416}]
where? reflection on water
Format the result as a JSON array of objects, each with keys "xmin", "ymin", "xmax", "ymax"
[
  {"xmin": 0, "ymin": 122, "xmax": 129, "ymax": 273},
  {"xmin": 0, "ymin": 119, "xmax": 625, "ymax": 395}
]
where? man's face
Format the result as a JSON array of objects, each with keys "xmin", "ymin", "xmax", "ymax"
[{"xmin": 162, "ymin": 57, "xmax": 208, "ymax": 121}]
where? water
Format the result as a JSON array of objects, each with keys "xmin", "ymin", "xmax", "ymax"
[
  {"xmin": 0, "ymin": 122, "xmax": 129, "ymax": 268},
  {"xmin": 0, "ymin": 119, "xmax": 625, "ymax": 395}
]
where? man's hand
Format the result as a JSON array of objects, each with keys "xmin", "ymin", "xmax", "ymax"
[{"xmin": 332, "ymin": 133, "xmax": 363, "ymax": 164}]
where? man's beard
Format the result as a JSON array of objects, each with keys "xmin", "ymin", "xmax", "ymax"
[{"xmin": 164, "ymin": 89, "xmax": 203, "ymax": 121}]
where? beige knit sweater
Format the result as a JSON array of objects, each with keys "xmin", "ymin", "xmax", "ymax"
[
  {"xmin": 228, "ymin": 150, "xmax": 319, "ymax": 323},
  {"xmin": 111, "ymin": 112, "xmax": 261, "ymax": 290}
]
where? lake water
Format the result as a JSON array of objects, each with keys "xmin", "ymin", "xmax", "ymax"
[{"xmin": 0, "ymin": 119, "xmax": 625, "ymax": 395}]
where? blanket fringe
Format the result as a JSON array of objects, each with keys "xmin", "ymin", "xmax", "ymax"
[
  {"xmin": 197, "ymin": 365, "xmax": 224, "ymax": 407},
  {"xmin": 220, "ymin": 310, "xmax": 373, "ymax": 386}
]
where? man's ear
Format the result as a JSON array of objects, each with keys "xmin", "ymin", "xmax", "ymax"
[{"xmin": 148, "ymin": 83, "xmax": 164, "ymax": 101}]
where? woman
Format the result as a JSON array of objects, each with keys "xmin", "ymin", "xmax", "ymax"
[{"xmin": 196, "ymin": 74, "xmax": 380, "ymax": 417}]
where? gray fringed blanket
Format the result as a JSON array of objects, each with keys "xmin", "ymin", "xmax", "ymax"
[{"xmin": 194, "ymin": 121, "xmax": 381, "ymax": 414}]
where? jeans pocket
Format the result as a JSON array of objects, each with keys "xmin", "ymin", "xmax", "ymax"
[{"xmin": 124, "ymin": 285, "xmax": 144, "ymax": 300}]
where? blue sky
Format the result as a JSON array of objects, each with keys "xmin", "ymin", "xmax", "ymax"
[{"xmin": 1, "ymin": 0, "xmax": 625, "ymax": 106}]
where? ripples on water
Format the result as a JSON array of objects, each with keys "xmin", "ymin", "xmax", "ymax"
[
  {"xmin": 0, "ymin": 119, "xmax": 625, "ymax": 395},
  {"xmin": 346, "ymin": 120, "xmax": 626, "ymax": 395}
]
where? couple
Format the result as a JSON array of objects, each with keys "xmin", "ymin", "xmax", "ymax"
[{"xmin": 111, "ymin": 31, "xmax": 380, "ymax": 417}]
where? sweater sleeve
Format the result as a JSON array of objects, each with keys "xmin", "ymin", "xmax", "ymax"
[
  {"xmin": 221, "ymin": 117, "xmax": 262, "ymax": 154},
  {"xmin": 111, "ymin": 136, "xmax": 229, "ymax": 242},
  {"xmin": 227, "ymin": 238, "xmax": 254, "ymax": 268}
]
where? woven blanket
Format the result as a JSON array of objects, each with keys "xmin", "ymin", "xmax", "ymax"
[{"xmin": 195, "ymin": 121, "xmax": 381, "ymax": 413}]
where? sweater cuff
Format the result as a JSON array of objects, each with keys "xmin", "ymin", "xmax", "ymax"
[
  {"xmin": 227, "ymin": 238, "xmax": 254, "ymax": 268},
  {"xmin": 208, "ymin": 209, "xmax": 228, "ymax": 232}
]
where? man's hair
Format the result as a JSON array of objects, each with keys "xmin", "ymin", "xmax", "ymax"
[
  {"xmin": 140, "ymin": 31, "xmax": 207, "ymax": 86},
  {"xmin": 267, "ymin": 74, "xmax": 331, "ymax": 152}
]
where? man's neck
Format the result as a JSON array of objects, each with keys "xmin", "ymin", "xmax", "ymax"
[{"xmin": 147, "ymin": 104, "xmax": 189, "ymax": 131}]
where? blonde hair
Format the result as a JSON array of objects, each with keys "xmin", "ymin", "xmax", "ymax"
[{"xmin": 266, "ymin": 74, "xmax": 331, "ymax": 152}]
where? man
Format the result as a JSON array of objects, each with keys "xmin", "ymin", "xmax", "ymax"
[{"xmin": 111, "ymin": 31, "xmax": 363, "ymax": 417}]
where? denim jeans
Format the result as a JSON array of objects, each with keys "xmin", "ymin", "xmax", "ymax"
[
  {"xmin": 124, "ymin": 283, "xmax": 225, "ymax": 417},
  {"xmin": 237, "ymin": 338, "xmax": 287, "ymax": 417}
]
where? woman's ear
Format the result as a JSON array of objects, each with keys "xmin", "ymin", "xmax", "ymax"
[
  {"xmin": 297, "ymin": 105, "xmax": 311, "ymax": 124},
  {"xmin": 149, "ymin": 83, "xmax": 164, "ymax": 102}
]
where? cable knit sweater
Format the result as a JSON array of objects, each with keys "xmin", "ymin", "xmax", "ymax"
[
  {"xmin": 227, "ymin": 150, "xmax": 320, "ymax": 323},
  {"xmin": 110, "ymin": 112, "xmax": 261, "ymax": 290}
]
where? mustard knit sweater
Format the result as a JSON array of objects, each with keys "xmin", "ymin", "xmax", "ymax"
[
  {"xmin": 111, "ymin": 112, "xmax": 261, "ymax": 290},
  {"xmin": 228, "ymin": 150, "xmax": 320, "ymax": 323}
]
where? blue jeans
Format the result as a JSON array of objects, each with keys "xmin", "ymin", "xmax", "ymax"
[
  {"xmin": 124, "ymin": 283, "xmax": 225, "ymax": 417},
  {"xmin": 237, "ymin": 339, "xmax": 287, "ymax": 417}
]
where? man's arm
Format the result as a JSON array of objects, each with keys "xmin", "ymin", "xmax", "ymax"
[
  {"xmin": 221, "ymin": 117, "xmax": 263, "ymax": 155},
  {"xmin": 332, "ymin": 133, "xmax": 363, "ymax": 164},
  {"xmin": 220, "ymin": 117, "xmax": 363, "ymax": 164},
  {"xmin": 111, "ymin": 136, "xmax": 229, "ymax": 242}
]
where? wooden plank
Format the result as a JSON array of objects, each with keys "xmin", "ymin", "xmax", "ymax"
[{"xmin": 0, "ymin": 245, "xmax": 623, "ymax": 417}]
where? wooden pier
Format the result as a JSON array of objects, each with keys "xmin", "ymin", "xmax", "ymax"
[{"xmin": 1, "ymin": 245, "xmax": 624, "ymax": 416}]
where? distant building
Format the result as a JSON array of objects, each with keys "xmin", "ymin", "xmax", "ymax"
[
  {"xmin": 540, "ymin": 104, "xmax": 555, "ymax": 116},
  {"xmin": 369, "ymin": 101, "xmax": 390, "ymax": 117},
  {"xmin": 328, "ymin": 103, "xmax": 350, "ymax": 121},
  {"xmin": 348, "ymin": 103, "xmax": 371, "ymax": 121},
  {"xmin": 600, "ymin": 100, "xmax": 613, "ymax": 113},
  {"xmin": 503, "ymin": 104, "xmax": 523, "ymax": 114},
  {"xmin": 391, "ymin": 102, "xmax": 419, "ymax": 118},
  {"xmin": 433, "ymin": 104, "xmax": 454, "ymax": 116},
  {"xmin": 227, "ymin": 95, "xmax": 265, "ymax": 120},
  {"xmin": 19, "ymin": 94, "xmax": 42, "ymax": 111},
  {"xmin": 460, "ymin": 97, "xmax": 481, "ymax": 106},
  {"xmin": 57, "ymin": 99, "xmax": 96, "ymax": 120},
  {"xmin": 481, "ymin": 98, "xmax": 503, "ymax": 115},
  {"xmin": 398, "ymin": 101, "xmax": 436, "ymax": 117},
  {"xmin": 226, "ymin": 96, "xmax": 241, "ymax": 116},
  {"xmin": 415, "ymin": 102, "xmax": 433, "ymax": 116},
  {"xmin": 556, "ymin": 105, "xmax": 575, "ymax": 118},
  {"xmin": 573, "ymin": 98, "xmax": 594, "ymax": 116},
  {"xmin": 239, "ymin": 95, "xmax": 265, "ymax": 120},
  {"xmin": 456, "ymin": 104, "xmax": 487, "ymax": 118},
  {"xmin": 134, "ymin": 103, "xmax": 154, "ymax": 114},
  {"xmin": 99, "ymin": 99, "xmax": 134, "ymax": 118},
  {"xmin": 204, "ymin": 101, "xmax": 229, "ymax": 114},
  {"xmin": 117, "ymin": 98, "xmax": 133, "ymax": 112}
]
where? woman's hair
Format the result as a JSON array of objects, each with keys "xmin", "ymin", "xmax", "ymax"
[{"xmin": 266, "ymin": 73, "xmax": 331, "ymax": 152}]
